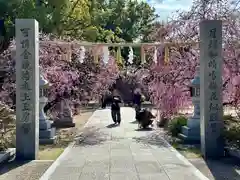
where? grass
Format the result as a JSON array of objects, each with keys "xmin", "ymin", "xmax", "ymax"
[
  {"xmin": 165, "ymin": 133, "xmax": 202, "ymax": 159},
  {"xmin": 171, "ymin": 142, "xmax": 202, "ymax": 158},
  {"xmin": 38, "ymin": 147, "xmax": 64, "ymax": 160},
  {"xmin": 37, "ymin": 110, "xmax": 94, "ymax": 160},
  {"xmin": 162, "ymin": 114, "xmax": 202, "ymax": 159}
]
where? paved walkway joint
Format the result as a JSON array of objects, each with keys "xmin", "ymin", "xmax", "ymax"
[{"xmin": 43, "ymin": 107, "xmax": 209, "ymax": 180}]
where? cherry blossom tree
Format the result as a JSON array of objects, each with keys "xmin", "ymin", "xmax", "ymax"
[
  {"xmin": 0, "ymin": 35, "xmax": 120, "ymax": 116},
  {"xmin": 2, "ymin": 0, "xmax": 240, "ymax": 120},
  {"xmin": 144, "ymin": 0, "xmax": 240, "ymax": 118},
  {"xmin": 91, "ymin": 56, "xmax": 120, "ymax": 100}
]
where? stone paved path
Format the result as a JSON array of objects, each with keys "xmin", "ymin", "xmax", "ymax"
[{"xmin": 45, "ymin": 107, "xmax": 209, "ymax": 180}]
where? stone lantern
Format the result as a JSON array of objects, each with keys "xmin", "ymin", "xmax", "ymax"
[
  {"xmin": 39, "ymin": 74, "xmax": 56, "ymax": 144},
  {"xmin": 179, "ymin": 66, "xmax": 200, "ymax": 143}
]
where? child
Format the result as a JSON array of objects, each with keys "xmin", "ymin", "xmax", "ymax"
[{"xmin": 111, "ymin": 95, "xmax": 122, "ymax": 124}]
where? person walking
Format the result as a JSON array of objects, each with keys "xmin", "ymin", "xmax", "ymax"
[
  {"xmin": 111, "ymin": 94, "xmax": 122, "ymax": 124},
  {"xmin": 133, "ymin": 89, "xmax": 143, "ymax": 120}
]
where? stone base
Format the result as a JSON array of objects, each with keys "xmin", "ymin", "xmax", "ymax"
[
  {"xmin": 0, "ymin": 148, "xmax": 15, "ymax": 164},
  {"xmin": 225, "ymin": 147, "xmax": 240, "ymax": 160},
  {"xmin": 52, "ymin": 121, "xmax": 75, "ymax": 128},
  {"xmin": 178, "ymin": 133, "xmax": 200, "ymax": 144},
  {"xmin": 39, "ymin": 136, "xmax": 57, "ymax": 145},
  {"xmin": 179, "ymin": 125, "xmax": 200, "ymax": 144},
  {"xmin": 39, "ymin": 127, "xmax": 56, "ymax": 139},
  {"xmin": 39, "ymin": 120, "xmax": 52, "ymax": 130}
]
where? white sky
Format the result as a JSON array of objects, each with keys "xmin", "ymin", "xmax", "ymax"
[{"xmin": 144, "ymin": 0, "xmax": 193, "ymax": 20}]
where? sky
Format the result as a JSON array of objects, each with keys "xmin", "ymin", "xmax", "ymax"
[{"xmin": 144, "ymin": 0, "xmax": 193, "ymax": 21}]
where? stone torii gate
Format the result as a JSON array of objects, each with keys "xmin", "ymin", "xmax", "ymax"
[{"xmin": 15, "ymin": 19, "xmax": 223, "ymax": 160}]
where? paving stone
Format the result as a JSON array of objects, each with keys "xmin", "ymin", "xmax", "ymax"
[
  {"xmin": 82, "ymin": 161, "xmax": 109, "ymax": 173},
  {"xmin": 158, "ymin": 159, "xmax": 187, "ymax": 167},
  {"xmin": 135, "ymin": 161, "xmax": 163, "ymax": 174},
  {"xmin": 110, "ymin": 155, "xmax": 133, "ymax": 162},
  {"xmin": 132, "ymin": 150, "xmax": 153, "ymax": 156},
  {"xmin": 110, "ymin": 159, "xmax": 136, "ymax": 173},
  {"xmin": 110, "ymin": 173, "xmax": 139, "ymax": 180},
  {"xmin": 46, "ymin": 108, "xmax": 208, "ymax": 180},
  {"xmin": 162, "ymin": 163, "xmax": 191, "ymax": 170},
  {"xmin": 57, "ymin": 162, "xmax": 85, "ymax": 168},
  {"xmin": 111, "ymin": 142, "xmax": 130, "ymax": 149},
  {"xmin": 165, "ymin": 169, "xmax": 203, "ymax": 180},
  {"xmin": 79, "ymin": 150, "xmax": 110, "ymax": 157},
  {"xmin": 85, "ymin": 154, "xmax": 110, "ymax": 162},
  {"xmin": 150, "ymin": 146, "xmax": 171, "ymax": 152},
  {"xmin": 138, "ymin": 173, "xmax": 170, "ymax": 180},
  {"xmin": 59, "ymin": 157, "xmax": 86, "ymax": 167},
  {"xmin": 110, "ymin": 149, "xmax": 132, "ymax": 156},
  {"xmin": 130, "ymin": 143, "xmax": 150, "ymax": 151},
  {"xmin": 53, "ymin": 167, "xmax": 83, "ymax": 174},
  {"xmin": 133, "ymin": 154, "xmax": 157, "ymax": 162},
  {"xmin": 79, "ymin": 172, "xmax": 109, "ymax": 180},
  {"xmin": 50, "ymin": 173, "xmax": 81, "ymax": 180},
  {"xmin": 63, "ymin": 154, "xmax": 87, "ymax": 161},
  {"xmin": 110, "ymin": 166, "xmax": 136, "ymax": 173}
]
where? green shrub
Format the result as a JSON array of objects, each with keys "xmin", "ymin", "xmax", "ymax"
[
  {"xmin": 168, "ymin": 116, "xmax": 187, "ymax": 137},
  {"xmin": 223, "ymin": 114, "xmax": 236, "ymax": 125},
  {"xmin": 224, "ymin": 121, "xmax": 240, "ymax": 148},
  {"xmin": 223, "ymin": 114, "xmax": 240, "ymax": 148},
  {"xmin": 223, "ymin": 114, "xmax": 235, "ymax": 121}
]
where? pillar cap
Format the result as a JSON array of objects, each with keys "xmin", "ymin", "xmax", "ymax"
[
  {"xmin": 40, "ymin": 74, "xmax": 49, "ymax": 87},
  {"xmin": 191, "ymin": 76, "xmax": 200, "ymax": 86}
]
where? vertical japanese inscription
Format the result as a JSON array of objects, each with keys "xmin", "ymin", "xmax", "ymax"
[
  {"xmin": 207, "ymin": 27, "xmax": 219, "ymax": 133},
  {"xmin": 19, "ymin": 28, "xmax": 32, "ymax": 134}
]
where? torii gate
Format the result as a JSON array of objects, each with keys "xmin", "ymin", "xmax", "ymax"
[{"xmin": 15, "ymin": 18, "xmax": 223, "ymax": 160}]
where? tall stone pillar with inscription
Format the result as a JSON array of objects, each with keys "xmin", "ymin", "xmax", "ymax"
[
  {"xmin": 15, "ymin": 19, "xmax": 39, "ymax": 160},
  {"xmin": 200, "ymin": 20, "xmax": 224, "ymax": 159},
  {"xmin": 39, "ymin": 74, "xmax": 56, "ymax": 144},
  {"xmin": 179, "ymin": 66, "xmax": 200, "ymax": 143}
]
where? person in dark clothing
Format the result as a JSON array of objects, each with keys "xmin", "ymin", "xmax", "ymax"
[
  {"xmin": 133, "ymin": 91, "xmax": 143, "ymax": 120},
  {"xmin": 133, "ymin": 92, "xmax": 142, "ymax": 106},
  {"xmin": 101, "ymin": 95, "xmax": 106, "ymax": 108},
  {"xmin": 101, "ymin": 91, "xmax": 112, "ymax": 108},
  {"xmin": 111, "ymin": 95, "xmax": 122, "ymax": 124},
  {"xmin": 136, "ymin": 108, "xmax": 155, "ymax": 129}
]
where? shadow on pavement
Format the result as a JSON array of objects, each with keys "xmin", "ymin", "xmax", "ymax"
[
  {"xmin": 0, "ymin": 160, "xmax": 30, "ymax": 176},
  {"xmin": 135, "ymin": 127, "xmax": 153, "ymax": 131},
  {"xmin": 132, "ymin": 131, "xmax": 170, "ymax": 148},
  {"xmin": 205, "ymin": 157, "xmax": 240, "ymax": 180},
  {"xmin": 130, "ymin": 120, "xmax": 138, "ymax": 124},
  {"xmin": 134, "ymin": 131, "xmax": 240, "ymax": 180},
  {"xmin": 0, "ymin": 159, "xmax": 52, "ymax": 180},
  {"xmin": 106, "ymin": 123, "xmax": 119, "ymax": 128},
  {"xmin": 75, "ymin": 126, "xmax": 109, "ymax": 147}
]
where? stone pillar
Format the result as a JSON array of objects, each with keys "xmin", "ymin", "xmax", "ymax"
[
  {"xmin": 200, "ymin": 20, "xmax": 224, "ymax": 159},
  {"xmin": 39, "ymin": 74, "xmax": 56, "ymax": 144},
  {"xmin": 15, "ymin": 19, "xmax": 39, "ymax": 160},
  {"xmin": 179, "ymin": 66, "xmax": 200, "ymax": 143}
]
